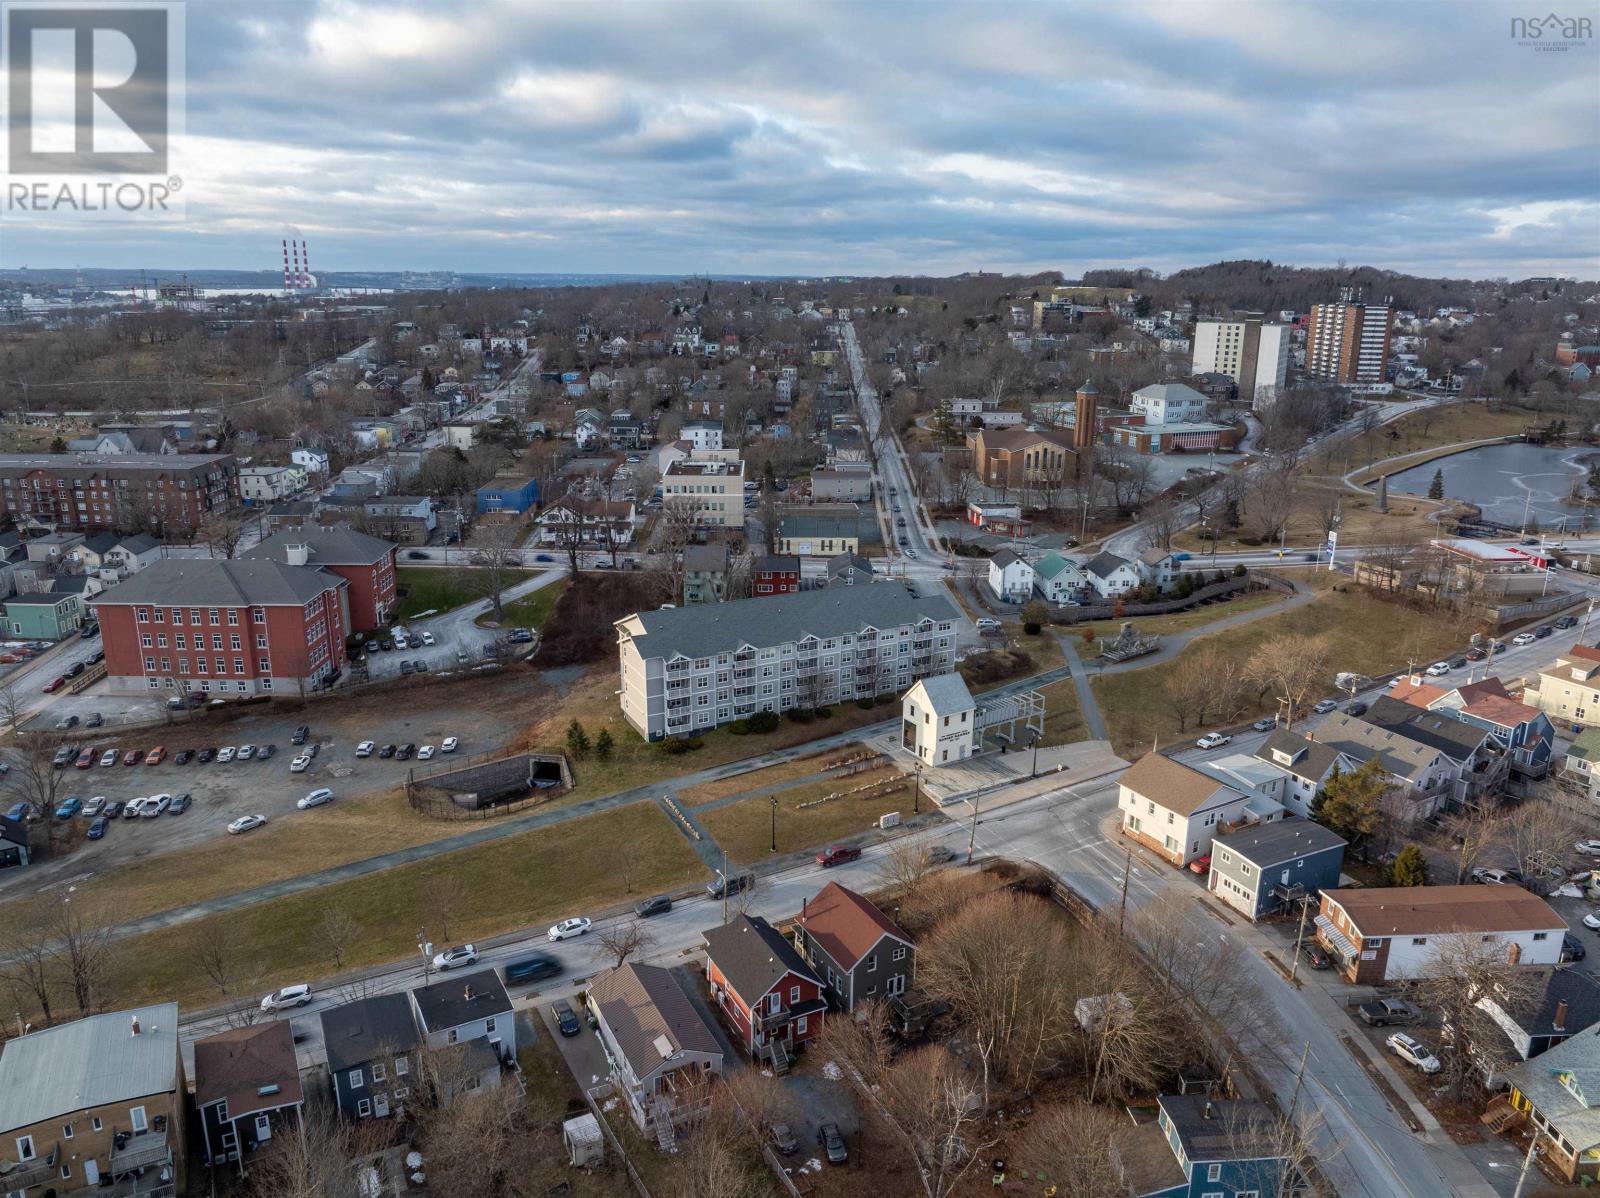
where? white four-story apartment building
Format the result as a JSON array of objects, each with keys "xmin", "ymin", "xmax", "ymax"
[{"xmin": 616, "ymin": 586, "xmax": 961, "ymax": 740}]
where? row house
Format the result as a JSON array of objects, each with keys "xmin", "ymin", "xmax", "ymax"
[
  {"xmin": 0, "ymin": 453, "xmax": 238, "ymax": 534},
  {"xmin": 194, "ymin": 1022, "xmax": 303, "ymax": 1176},
  {"xmin": 704, "ymin": 915, "xmax": 826, "ymax": 1072},
  {"xmin": 751, "ymin": 555, "xmax": 801, "ymax": 596},
  {"xmin": 615, "ymin": 586, "xmax": 960, "ymax": 740},
  {"xmin": 1118, "ymin": 752, "xmax": 1282, "ymax": 868},
  {"xmin": 536, "ymin": 495, "xmax": 636, "ymax": 546},
  {"xmin": 793, "ymin": 881, "xmax": 915, "ymax": 1012},
  {"xmin": 92, "ymin": 558, "xmax": 350, "ymax": 696}
]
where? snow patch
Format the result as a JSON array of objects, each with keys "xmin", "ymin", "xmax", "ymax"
[{"xmin": 822, "ymin": 1061, "xmax": 842, "ymax": 1081}]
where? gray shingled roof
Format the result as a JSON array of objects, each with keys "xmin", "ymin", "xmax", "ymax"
[
  {"xmin": 587, "ymin": 962, "xmax": 723, "ymax": 1077},
  {"xmin": 244, "ymin": 525, "xmax": 393, "ymax": 567},
  {"xmin": 0, "ymin": 1004, "xmax": 180, "ymax": 1132},
  {"xmin": 1502, "ymin": 1025, "xmax": 1600, "ymax": 1152},
  {"xmin": 910, "ymin": 672, "xmax": 974, "ymax": 714},
  {"xmin": 320, "ymin": 993, "xmax": 420, "ymax": 1072},
  {"xmin": 703, "ymin": 915, "xmax": 820, "ymax": 1005},
  {"xmin": 991, "ymin": 548, "xmax": 1024, "ymax": 569},
  {"xmin": 1360, "ymin": 696, "xmax": 1490, "ymax": 758},
  {"xmin": 91, "ymin": 558, "xmax": 344, "ymax": 608},
  {"xmin": 410, "ymin": 970, "xmax": 512, "ymax": 1033},
  {"xmin": 1212, "ymin": 817, "xmax": 1346, "ymax": 868},
  {"xmin": 1084, "ymin": 550, "xmax": 1133, "ymax": 579},
  {"xmin": 1254, "ymin": 730, "xmax": 1352, "ymax": 782},
  {"xmin": 620, "ymin": 585, "xmax": 959, "ymax": 662}
]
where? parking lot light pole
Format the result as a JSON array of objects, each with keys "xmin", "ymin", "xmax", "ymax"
[
  {"xmin": 1030, "ymin": 732, "xmax": 1040, "ymax": 779},
  {"xmin": 769, "ymin": 796, "xmax": 777, "ymax": 853},
  {"xmin": 418, "ymin": 934, "xmax": 433, "ymax": 986}
]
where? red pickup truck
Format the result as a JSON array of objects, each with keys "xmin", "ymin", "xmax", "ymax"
[{"xmin": 816, "ymin": 844, "xmax": 862, "ymax": 868}]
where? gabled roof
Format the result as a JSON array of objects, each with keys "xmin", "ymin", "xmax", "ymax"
[
  {"xmin": 1491, "ymin": 968, "xmax": 1600, "ymax": 1044},
  {"xmin": 991, "ymin": 548, "xmax": 1026, "ymax": 569},
  {"xmin": 320, "ymin": 993, "xmax": 420, "ymax": 1072},
  {"xmin": 1360, "ymin": 696, "xmax": 1491, "ymax": 759},
  {"xmin": 1118, "ymin": 752, "xmax": 1240, "ymax": 817},
  {"xmin": 1084, "ymin": 550, "xmax": 1134, "ymax": 579},
  {"xmin": 245, "ymin": 525, "xmax": 394, "ymax": 568},
  {"xmin": 1212, "ymin": 817, "xmax": 1345, "ymax": 868},
  {"xmin": 906, "ymin": 672, "xmax": 974, "ymax": 715},
  {"xmin": 587, "ymin": 962, "xmax": 723, "ymax": 1078},
  {"xmin": 91, "ymin": 559, "xmax": 344, "ymax": 609},
  {"xmin": 796, "ymin": 881, "xmax": 910, "ymax": 972},
  {"xmin": 1253, "ymin": 729, "xmax": 1349, "ymax": 782},
  {"xmin": 1137, "ymin": 547, "xmax": 1173, "ymax": 566},
  {"xmin": 0, "ymin": 1004, "xmax": 180, "ymax": 1133},
  {"xmin": 703, "ymin": 915, "xmax": 820, "ymax": 1005},
  {"xmin": 1502, "ymin": 1024, "xmax": 1600, "ymax": 1150},
  {"xmin": 410, "ymin": 969, "xmax": 512, "ymax": 1033},
  {"xmin": 1034, "ymin": 552, "xmax": 1080, "ymax": 581},
  {"xmin": 193, "ymin": 1021, "xmax": 303, "ymax": 1115},
  {"xmin": 826, "ymin": 551, "xmax": 872, "ymax": 577}
]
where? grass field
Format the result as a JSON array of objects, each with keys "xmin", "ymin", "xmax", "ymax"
[
  {"xmin": 1091, "ymin": 585, "xmax": 1467, "ymax": 757},
  {"xmin": 1172, "ymin": 484, "xmax": 1442, "ymax": 552},
  {"xmin": 477, "ymin": 578, "xmax": 567, "ymax": 629},
  {"xmin": 1033, "ymin": 677, "xmax": 1088, "ymax": 747},
  {"xmin": 1066, "ymin": 587, "xmax": 1290, "ymax": 640},
  {"xmin": 1310, "ymin": 401, "xmax": 1544, "ymax": 478},
  {"xmin": 699, "ymin": 774, "xmax": 914, "ymax": 864},
  {"xmin": 85, "ymin": 800, "xmax": 703, "ymax": 1016},
  {"xmin": 681, "ymin": 750, "xmax": 864, "ymax": 807},
  {"xmin": 394, "ymin": 566, "xmax": 534, "ymax": 620}
]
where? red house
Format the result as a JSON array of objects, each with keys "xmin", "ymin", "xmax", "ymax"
[
  {"xmin": 92, "ymin": 558, "xmax": 348, "ymax": 697},
  {"xmin": 243, "ymin": 525, "xmax": 398, "ymax": 632},
  {"xmin": 749, "ymin": 555, "xmax": 801, "ymax": 597},
  {"xmin": 703, "ymin": 915, "xmax": 825, "ymax": 1069}
]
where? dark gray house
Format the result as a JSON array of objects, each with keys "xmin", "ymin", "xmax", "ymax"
[
  {"xmin": 792, "ymin": 880, "xmax": 915, "ymax": 1011},
  {"xmin": 1207, "ymin": 818, "xmax": 1346, "ymax": 921},
  {"xmin": 320, "ymin": 992, "xmax": 421, "ymax": 1121},
  {"xmin": 826, "ymin": 552, "xmax": 874, "ymax": 587}
]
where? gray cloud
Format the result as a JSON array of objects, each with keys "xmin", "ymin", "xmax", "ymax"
[{"xmin": 2, "ymin": 0, "xmax": 1595, "ymax": 278}]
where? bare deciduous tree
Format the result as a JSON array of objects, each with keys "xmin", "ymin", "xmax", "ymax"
[
  {"xmin": 881, "ymin": 1044, "xmax": 995, "ymax": 1198},
  {"xmin": 422, "ymin": 873, "xmax": 470, "ymax": 944},
  {"xmin": 1411, "ymin": 933, "xmax": 1543, "ymax": 1100},
  {"xmin": 314, "ymin": 908, "xmax": 361, "ymax": 971},
  {"xmin": 52, "ymin": 901, "xmax": 114, "ymax": 1016},
  {"xmin": 1014, "ymin": 1101, "xmax": 1126, "ymax": 1198},
  {"xmin": 594, "ymin": 919, "xmax": 654, "ymax": 969},
  {"xmin": 185, "ymin": 920, "xmax": 264, "ymax": 1028},
  {"xmin": 1500, "ymin": 794, "xmax": 1588, "ymax": 884},
  {"xmin": 1243, "ymin": 633, "xmax": 1332, "ymax": 726}
]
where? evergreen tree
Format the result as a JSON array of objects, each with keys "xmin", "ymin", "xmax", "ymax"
[
  {"xmin": 1317, "ymin": 758, "xmax": 1388, "ymax": 852},
  {"xmin": 1427, "ymin": 469, "xmax": 1444, "ymax": 500},
  {"xmin": 594, "ymin": 728, "xmax": 614, "ymax": 761},
  {"xmin": 566, "ymin": 720, "xmax": 590, "ymax": 759},
  {"xmin": 1389, "ymin": 844, "xmax": 1430, "ymax": 887}
]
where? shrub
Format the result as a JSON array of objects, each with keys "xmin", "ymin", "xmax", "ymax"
[
  {"xmin": 594, "ymin": 728, "xmax": 614, "ymax": 761},
  {"xmin": 787, "ymin": 707, "xmax": 816, "ymax": 724},
  {"xmin": 856, "ymin": 699, "xmax": 876, "ymax": 710},
  {"xmin": 728, "ymin": 719, "xmax": 751, "ymax": 735},
  {"xmin": 746, "ymin": 710, "xmax": 781, "ymax": 733},
  {"xmin": 815, "ymin": 706, "xmax": 833, "ymax": 718},
  {"xmin": 1232, "ymin": 563, "xmax": 1248, "ymax": 577},
  {"xmin": 565, "ymin": 720, "xmax": 590, "ymax": 759},
  {"xmin": 658, "ymin": 736, "xmax": 703, "ymax": 756}
]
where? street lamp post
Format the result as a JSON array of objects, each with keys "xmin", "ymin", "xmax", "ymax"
[
  {"xmin": 418, "ymin": 933, "xmax": 433, "ymax": 987},
  {"xmin": 769, "ymin": 796, "xmax": 777, "ymax": 853},
  {"xmin": 1030, "ymin": 732, "xmax": 1040, "ymax": 778}
]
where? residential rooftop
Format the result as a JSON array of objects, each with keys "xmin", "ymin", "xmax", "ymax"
[
  {"xmin": 1328, "ymin": 885, "xmax": 1565, "ymax": 937},
  {"xmin": 0, "ymin": 1004, "xmax": 180, "ymax": 1133},
  {"xmin": 91, "ymin": 558, "xmax": 344, "ymax": 608}
]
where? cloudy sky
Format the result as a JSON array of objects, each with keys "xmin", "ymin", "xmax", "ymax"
[{"xmin": 4, "ymin": 0, "xmax": 1597, "ymax": 278}]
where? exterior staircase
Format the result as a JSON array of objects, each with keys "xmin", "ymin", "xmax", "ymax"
[
  {"xmin": 768, "ymin": 1037, "xmax": 791, "ymax": 1076},
  {"xmin": 1480, "ymin": 1094, "xmax": 1526, "ymax": 1133}
]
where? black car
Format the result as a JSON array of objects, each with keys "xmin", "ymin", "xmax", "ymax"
[
  {"xmin": 1491, "ymin": 640, "xmax": 1507, "ymax": 654},
  {"xmin": 88, "ymin": 650, "xmax": 105, "ymax": 664},
  {"xmin": 380, "ymin": 638, "xmax": 396, "ymax": 651},
  {"xmin": 102, "ymin": 799, "xmax": 124, "ymax": 819},
  {"xmin": 258, "ymin": 744, "xmax": 275, "ymax": 760},
  {"xmin": 197, "ymin": 747, "xmax": 216, "ymax": 763},
  {"xmin": 291, "ymin": 725, "xmax": 310, "ymax": 745},
  {"xmin": 1563, "ymin": 934, "xmax": 1587, "ymax": 963},
  {"xmin": 1556, "ymin": 614, "xmax": 1579, "ymax": 630},
  {"xmin": 1447, "ymin": 655, "xmax": 1468, "ymax": 669},
  {"xmin": 769, "ymin": 1123, "xmax": 799, "ymax": 1156},
  {"xmin": 378, "ymin": 744, "xmax": 397, "ymax": 759},
  {"xmin": 1300, "ymin": 942, "xmax": 1331, "ymax": 970},
  {"xmin": 706, "ymin": 870, "xmax": 753, "ymax": 899},
  {"xmin": 635, "ymin": 894, "xmax": 672, "ymax": 918},
  {"xmin": 84, "ymin": 712, "xmax": 104, "ymax": 728},
  {"xmin": 415, "ymin": 660, "xmax": 429, "ymax": 673},
  {"xmin": 174, "ymin": 749, "xmax": 193, "ymax": 765},
  {"xmin": 64, "ymin": 661, "xmax": 86, "ymax": 679},
  {"xmin": 1344, "ymin": 701, "xmax": 1368, "ymax": 717},
  {"xmin": 406, "ymin": 550, "xmax": 429, "ymax": 559},
  {"xmin": 818, "ymin": 1122, "xmax": 848, "ymax": 1165},
  {"xmin": 80, "ymin": 623, "xmax": 99, "ymax": 639},
  {"xmin": 504, "ymin": 953, "xmax": 561, "ymax": 984},
  {"xmin": 552, "ymin": 1000, "xmax": 581, "ymax": 1037},
  {"xmin": 396, "ymin": 743, "xmax": 416, "ymax": 760},
  {"xmin": 1535, "ymin": 625, "xmax": 1554, "ymax": 639}
]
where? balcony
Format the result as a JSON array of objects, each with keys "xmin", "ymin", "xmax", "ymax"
[
  {"xmin": 755, "ymin": 997, "xmax": 828, "ymax": 1033},
  {"xmin": 111, "ymin": 1130, "xmax": 171, "ymax": 1177},
  {"xmin": 0, "ymin": 1144, "xmax": 60, "ymax": 1191}
]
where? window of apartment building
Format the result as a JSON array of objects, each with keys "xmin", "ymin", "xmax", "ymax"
[
  {"xmin": 15, "ymin": 1134, "xmax": 35, "ymax": 1161},
  {"xmin": 212, "ymin": 635, "xmax": 223, "ymax": 650},
  {"xmin": 155, "ymin": 633, "xmax": 167, "ymax": 648},
  {"xmin": 141, "ymin": 634, "xmax": 153, "ymax": 649},
  {"xmin": 209, "ymin": 609, "xmax": 220, "ymax": 625},
  {"xmin": 227, "ymin": 609, "xmax": 239, "ymax": 625},
  {"xmin": 256, "ymin": 634, "xmax": 268, "ymax": 648},
  {"xmin": 348, "ymin": 1068, "xmax": 365, "ymax": 1089},
  {"xmin": 91, "ymin": 1118, "xmax": 101, "ymax": 1132},
  {"xmin": 153, "ymin": 607, "xmax": 164, "ymax": 623},
  {"xmin": 137, "ymin": 607, "xmax": 150, "ymax": 623}
]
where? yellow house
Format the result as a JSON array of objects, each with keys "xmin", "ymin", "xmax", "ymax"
[
  {"xmin": 1500, "ymin": 1024, "xmax": 1600, "ymax": 1183},
  {"xmin": 0, "ymin": 1005, "xmax": 186, "ymax": 1197}
]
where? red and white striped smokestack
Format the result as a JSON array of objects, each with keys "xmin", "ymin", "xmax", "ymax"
[
  {"xmin": 300, "ymin": 239, "xmax": 311, "ymax": 287},
  {"xmin": 282, "ymin": 238, "xmax": 292, "ymax": 290}
]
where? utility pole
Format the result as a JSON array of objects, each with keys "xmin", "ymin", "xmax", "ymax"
[
  {"xmin": 965, "ymin": 792, "xmax": 981, "ymax": 866},
  {"xmin": 769, "ymin": 795, "xmax": 777, "ymax": 853},
  {"xmin": 1511, "ymin": 1134, "xmax": 1540, "ymax": 1198},
  {"xmin": 1289, "ymin": 902, "xmax": 1310, "ymax": 983},
  {"xmin": 913, "ymin": 760, "xmax": 922, "ymax": 814},
  {"xmin": 1118, "ymin": 845, "xmax": 1132, "ymax": 936}
]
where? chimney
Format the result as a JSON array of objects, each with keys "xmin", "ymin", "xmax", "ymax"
[
  {"xmin": 1202, "ymin": 1101, "xmax": 1214, "ymax": 1120},
  {"xmin": 1554, "ymin": 999, "xmax": 1569, "ymax": 1031},
  {"xmin": 130, "ymin": 1014, "xmax": 141, "ymax": 1037},
  {"xmin": 285, "ymin": 542, "xmax": 310, "ymax": 568},
  {"xmin": 463, "ymin": 984, "xmax": 474, "ymax": 1001}
]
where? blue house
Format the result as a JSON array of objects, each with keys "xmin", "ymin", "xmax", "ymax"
[
  {"xmin": 1115, "ymin": 1095, "xmax": 1298, "ymax": 1197},
  {"xmin": 1207, "ymin": 818, "xmax": 1346, "ymax": 922},
  {"xmin": 475, "ymin": 477, "xmax": 540, "ymax": 516}
]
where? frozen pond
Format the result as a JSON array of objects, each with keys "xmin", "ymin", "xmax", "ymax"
[{"xmin": 1386, "ymin": 442, "xmax": 1600, "ymax": 532}]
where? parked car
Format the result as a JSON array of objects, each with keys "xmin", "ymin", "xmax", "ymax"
[
  {"xmin": 1386, "ymin": 1033, "xmax": 1442, "ymax": 1074},
  {"xmin": 64, "ymin": 662, "xmax": 85, "ymax": 679},
  {"xmin": 432, "ymin": 944, "xmax": 478, "ymax": 970},
  {"xmin": 81, "ymin": 796, "xmax": 106, "ymax": 817},
  {"xmin": 1344, "ymin": 701, "xmax": 1369, "ymax": 717},
  {"xmin": 378, "ymin": 744, "xmax": 397, "ymax": 759},
  {"xmin": 1195, "ymin": 732, "xmax": 1231, "ymax": 749},
  {"xmin": 769, "ymin": 1123, "xmax": 799, "ymax": 1156},
  {"xmin": 215, "ymin": 746, "xmax": 237, "ymax": 764},
  {"xmin": 396, "ymin": 743, "xmax": 416, "ymax": 760},
  {"xmin": 55, "ymin": 714, "xmax": 80, "ymax": 730},
  {"xmin": 1312, "ymin": 699, "xmax": 1339, "ymax": 714},
  {"xmin": 85, "ymin": 712, "xmax": 103, "ymax": 728},
  {"xmin": 817, "ymin": 844, "xmax": 862, "ymax": 868},
  {"xmin": 1575, "ymin": 839, "xmax": 1600, "ymax": 856},
  {"xmin": 355, "ymin": 741, "xmax": 375, "ymax": 758},
  {"xmin": 548, "ymin": 917, "xmax": 592, "ymax": 942},
  {"xmin": 634, "ymin": 895, "xmax": 672, "ymax": 918},
  {"xmin": 975, "ymin": 617, "xmax": 1002, "ymax": 631},
  {"xmin": 51, "ymin": 744, "xmax": 77, "ymax": 768},
  {"xmin": 1188, "ymin": 854, "xmax": 1212, "ymax": 875},
  {"xmin": 236, "ymin": 745, "xmax": 255, "ymax": 761},
  {"xmin": 168, "ymin": 793, "xmax": 191, "ymax": 814},
  {"xmin": 1534, "ymin": 625, "xmax": 1554, "ymax": 639},
  {"xmin": 74, "ymin": 747, "xmax": 96, "ymax": 769},
  {"xmin": 173, "ymin": 749, "xmax": 193, "ymax": 765},
  {"xmin": 142, "ymin": 794, "xmax": 171, "ymax": 817},
  {"xmin": 146, "ymin": 745, "xmax": 166, "ymax": 766},
  {"xmin": 227, "ymin": 814, "xmax": 267, "ymax": 835},
  {"xmin": 1358, "ymin": 998, "xmax": 1418, "ymax": 1026},
  {"xmin": 291, "ymin": 725, "xmax": 310, "ymax": 745},
  {"xmin": 421, "ymin": 632, "xmax": 435, "ymax": 646},
  {"xmin": 1447, "ymin": 654, "xmax": 1468, "ymax": 669},
  {"xmin": 552, "ymin": 1000, "xmax": 582, "ymax": 1037},
  {"xmin": 1252, "ymin": 717, "xmax": 1277, "ymax": 732},
  {"xmin": 441, "ymin": 736, "xmax": 459, "ymax": 753},
  {"xmin": 258, "ymin": 744, "xmax": 275, "ymax": 761},
  {"xmin": 122, "ymin": 798, "xmax": 148, "ymax": 819},
  {"xmin": 260, "ymin": 984, "xmax": 313, "ymax": 1013},
  {"xmin": 417, "ymin": 745, "xmax": 435, "ymax": 760},
  {"xmin": 53, "ymin": 797, "xmax": 82, "ymax": 820},
  {"xmin": 1555, "ymin": 614, "xmax": 1579, "ymax": 630},
  {"xmin": 1471, "ymin": 867, "xmax": 1519, "ymax": 886},
  {"xmin": 197, "ymin": 747, "xmax": 217, "ymax": 763},
  {"xmin": 102, "ymin": 800, "xmax": 124, "ymax": 819},
  {"xmin": 818, "ymin": 1122, "xmax": 848, "ymax": 1165},
  {"xmin": 1562, "ymin": 934, "xmax": 1587, "ymax": 963},
  {"xmin": 41, "ymin": 676, "xmax": 66, "ymax": 694},
  {"xmin": 1464, "ymin": 647, "xmax": 1486, "ymax": 662},
  {"xmin": 1300, "ymin": 942, "xmax": 1331, "ymax": 970},
  {"xmin": 706, "ymin": 870, "xmax": 754, "ymax": 899},
  {"xmin": 1425, "ymin": 661, "xmax": 1451, "ymax": 676},
  {"xmin": 122, "ymin": 748, "xmax": 144, "ymax": 766},
  {"xmin": 289, "ymin": 755, "xmax": 312, "ymax": 773},
  {"xmin": 1583, "ymin": 912, "xmax": 1600, "ymax": 932},
  {"xmin": 86, "ymin": 816, "xmax": 108, "ymax": 840},
  {"xmin": 1512, "ymin": 632, "xmax": 1537, "ymax": 646},
  {"xmin": 503, "ymin": 954, "xmax": 561, "ymax": 985},
  {"xmin": 297, "ymin": 788, "xmax": 335, "ymax": 810}
]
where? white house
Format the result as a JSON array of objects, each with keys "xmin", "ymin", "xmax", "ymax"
[
  {"xmin": 291, "ymin": 448, "xmax": 330, "ymax": 477},
  {"xmin": 1137, "ymin": 548, "xmax": 1180, "ymax": 594},
  {"xmin": 901, "ymin": 673, "xmax": 980, "ymax": 767},
  {"xmin": 1129, "ymin": 382, "xmax": 1209, "ymax": 426},
  {"xmin": 408, "ymin": 969, "xmax": 516, "ymax": 1095},
  {"xmin": 1083, "ymin": 551, "xmax": 1144, "ymax": 599},
  {"xmin": 239, "ymin": 464, "xmax": 308, "ymax": 504},
  {"xmin": 682, "ymin": 420, "xmax": 725, "ymax": 454},
  {"xmin": 1117, "ymin": 752, "xmax": 1280, "ymax": 868},
  {"xmin": 1033, "ymin": 552, "xmax": 1088, "ymax": 604},
  {"xmin": 987, "ymin": 549, "xmax": 1035, "ymax": 604},
  {"xmin": 1252, "ymin": 730, "xmax": 1362, "ymax": 818}
]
